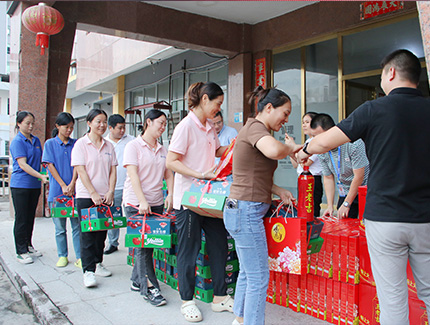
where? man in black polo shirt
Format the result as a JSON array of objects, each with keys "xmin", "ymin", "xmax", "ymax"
[{"xmin": 297, "ymin": 49, "xmax": 430, "ymax": 324}]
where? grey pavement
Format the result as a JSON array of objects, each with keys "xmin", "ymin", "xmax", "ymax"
[{"xmin": 0, "ymin": 198, "xmax": 327, "ymax": 325}]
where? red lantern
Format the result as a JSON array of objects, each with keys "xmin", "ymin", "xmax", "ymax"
[{"xmin": 21, "ymin": 2, "xmax": 64, "ymax": 55}]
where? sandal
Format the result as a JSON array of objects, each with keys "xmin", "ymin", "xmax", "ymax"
[
  {"xmin": 181, "ymin": 301, "xmax": 202, "ymax": 322},
  {"xmin": 211, "ymin": 295, "xmax": 234, "ymax": 313}
]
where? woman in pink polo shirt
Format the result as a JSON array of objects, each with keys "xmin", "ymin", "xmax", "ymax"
[
  {"xmin": 166, "ymin": 82, "xmax": 231, "ymax": 322},
  {"xmin": 123, "ymin": 109, "xmax": 174, "ymax": 307},
  {"xmin": 71, "ymin": 108, "xmax": 118, "ymax": 288}
]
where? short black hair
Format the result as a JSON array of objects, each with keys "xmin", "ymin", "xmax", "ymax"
[
  {"xmin": 381, "ymin": 49, "xmax": 421, "ymax": 85},
  {"xmin": 214, "ymin": 111, "xmax": 223, "ymax": 119},
  {"xmin": 108, "ymin": 114, "xmax": 125, "ymax": 128},
  {"xmin": 310, "ymin": 113, "xmax": 335, "ymax": 131},
  {"xmin": 303, "ymin": 111, "xmax": 318, "ymax": 119}
]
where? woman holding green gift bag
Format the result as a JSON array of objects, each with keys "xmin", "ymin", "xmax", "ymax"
[
  {"xmin": 224, "ymin": 86, "xmax": 302, "ymax": 325},
  {"xmin": 71, "ymin": 108, "xmax": 117, "ymax": 288},
  {"xmin": 123, "ymin": 109, "xmax": 174, "ymax": 307},
  {"xmin": 43, "ymin": 112, "xmax": 81, "ymax": 269},
  {"xmin": 167, "ymin": 82, "xmax": 231, "ymax": 322}
]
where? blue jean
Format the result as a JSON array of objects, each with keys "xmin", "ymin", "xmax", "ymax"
[
  {"xmin": 107, "ymin": 189, "xmax": 123, "ymax": 247},
  {"xmin": 49, "ymin": 202, "xmax": 81, "ymax": 259},
  {"xmin": 223, "ymin": 199, "xmax": 270, "ymax": 325}
]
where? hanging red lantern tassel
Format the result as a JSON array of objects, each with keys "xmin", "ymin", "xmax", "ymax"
[{"xmin": 21, "ymin": 2, "xmax": 64, "ymax": 55}]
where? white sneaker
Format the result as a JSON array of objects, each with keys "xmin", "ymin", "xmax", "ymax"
[
  {"xmin": 17, "ymin": 253, "xmax": 33, "ymax": 264},
  {"xmin": 95, "ymin": 263, "xmax": 112, "ymax": 277},
  {"xmin": 28, "ymin": 246, "xmax": 42, "ymax": 257},
  {"xmin": 83, "ymin": 271, "xmax": 97, "ymax": 287}
]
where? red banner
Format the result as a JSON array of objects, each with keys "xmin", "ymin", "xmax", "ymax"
[
  {"xmin": 360, "ymin": 1, "xmax": 403, "ymax": 20},
  {"xmin": 255, "ymin": 58, "xmax": 266, "ymax": 88}
]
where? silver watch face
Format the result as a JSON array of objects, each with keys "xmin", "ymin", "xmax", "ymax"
[{"xmin": 343, "ymin": 201, "xmax": 350, "ymax": 207}]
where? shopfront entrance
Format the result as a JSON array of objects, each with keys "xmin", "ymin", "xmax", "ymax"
[{"xmin": 272, "ymin": 13, "xmax": 427, "ymax": 196}]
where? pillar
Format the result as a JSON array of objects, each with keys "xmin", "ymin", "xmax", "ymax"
[
  {"xmin": 64, "ymin": 98, "xmax": 72, "ymax": 113},
  {"xmin": 113, "ymin": 75, "xmax": 125, "ymax": 116},
  {"xmin": 227, "ymin": 53, "xmax": 252, "ymax": 131}
]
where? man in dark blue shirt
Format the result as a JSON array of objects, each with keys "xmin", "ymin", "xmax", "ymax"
[{"xmin": 297, "ymin": 49, "xmax": 430, "ymax": 324}]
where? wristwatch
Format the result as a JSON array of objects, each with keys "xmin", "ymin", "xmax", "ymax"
[
  {"xmin": 302, "ymin": 142, "xmax": 311, "ymax": 155},
  {"xmin": 343, "ymin": 201, "xmax": 350, "ymax": 208}
]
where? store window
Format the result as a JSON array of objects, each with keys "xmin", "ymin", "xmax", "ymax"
[
  {"xmin": 343, "ymin": 17, "xmax": 424, "ymax": 75},
  {"xmin": 306, "ymin": 39, "xmax": 338, "ymax": 122},
  {"xmin": 273, "ymin": 48, "xmax": 302, "ymax": 195}
]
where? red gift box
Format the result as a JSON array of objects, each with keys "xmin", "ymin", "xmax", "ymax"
[
  {"xmin": 333, "ymin": 280, "xmax": 341, "ymax": 324},
  {"xmin": 348, "ymin": 235, "xmax": 360, "ymax": 284},
  {"xmin": 326, "ymin": 279, "xmax": 333, "ymax": 323},
  {"xmin": 359, "ymin": 237, "xmax": 375, "ymax": 287},
  {"xmin": 358, "ymin": 186, "xmax": 367, "ymax": 237},
  {"xmin": 265, "ymin": 215, "xmax": 307, "ymax": 275},
  {"xmin": 340, "ymin": 282, "xmax": 348, "ymax": 325},
  {"xmin": 347, "ymin": 283, "xmax": 359, "ymax": 325},
  {"xmin": 300, "ymin": 274, "xmax": 307, "ymax": 313},
  {"xmin": 289, "ymin": 274, "xmax": 300, "ymax": 312},
  {"xmin": 409, "ymin": 297, "xmax": 428, "ymax": 325},
  {"xmin": 359, "ymin": 283, "xmax": 380, "ymax": 325},
  {"xmin": 312, "ymin": 275, "xmax": 320, "ymax": 317},
  {"xmin": 307, "ymin": 274, "xmax": 314, "ymax": 316},
  {"xmin": 319, "ymin": 277, "xmax": 327, "ymax": 320}
]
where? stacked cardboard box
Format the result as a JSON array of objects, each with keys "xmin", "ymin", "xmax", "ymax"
[
  {"xmin": 266, "ymin": 186, "xmax": 428, "ymax": 325},
  {"xmin": 152, "ymin": 229, "xmax": 239, "ymax": 303},
  {"xmin": 267, "ymin": 217, "xmax": 361, "ymax": 325}
]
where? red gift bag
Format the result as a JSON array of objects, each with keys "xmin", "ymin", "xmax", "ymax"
[
  {"xmin": 264, "ymin": 208, "xmax": 307, "ymax": 275},
  {"xmin": 214, "ymin": 137, "xmax": 236, "ymax": 178}
]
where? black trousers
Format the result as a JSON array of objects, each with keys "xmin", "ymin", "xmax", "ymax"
[
  {"xmin": 77, "ymin": 198, "xmax": 108, "ymax": 273},
  {"xmin": 175, "ymin": 207, "xmax": 228, "ymax": 300},
  {"xmin": 337, "ymin": 196, "xmax": 359, "ymax": 219},
  {"xmin": 128, "ymin": 205, "xmax": 163, "ymax": 296},
  {"xmin": 314, "ymin": 175, "xmax": 323, "ymax": 217},
  {"xmin": 11, "ymin": 188, "xmax": 41, "ymax": 254}
]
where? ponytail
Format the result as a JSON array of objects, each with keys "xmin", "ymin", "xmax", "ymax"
[
  {"xmin": 248, "ymin": 86, "xmax": 291, "ymax": 117},
  {"xmin": 186, "ymin": 82, "xmax": 224, "ymax": 110}
]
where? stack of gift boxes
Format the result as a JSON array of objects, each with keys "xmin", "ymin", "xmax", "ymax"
[
  {"xmin": 265, "ymin": 185, "xmax": 428, "ymax": 325},
  {"xmin": 151, "ymin": 229, "xmax": 240, "ymax": 303},
  {"xmin": 266, "ymin": 217, "xmax": 361, "ymax": 325}
]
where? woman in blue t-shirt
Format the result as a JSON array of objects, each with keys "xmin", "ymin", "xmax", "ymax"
[
  {"xmin": 42, "ymin": 112, "xmax": 81, "ymax": 269},
  {"xmin": 10, "ymin": 111, "xmax": 48, "ymax": 264}
]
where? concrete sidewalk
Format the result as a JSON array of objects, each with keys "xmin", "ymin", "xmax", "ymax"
[{"xmin": 0, "ymin": 199, "xmax": 326, "ymax": 325}]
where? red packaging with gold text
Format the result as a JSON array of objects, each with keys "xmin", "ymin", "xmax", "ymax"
[
  {"xmin": 313, "ymin": 275, "xmax": 320, "ymax": 317},
  {"xmin": 307, "ymin": 274, "xmax": 314, "ymax": 316},
  {"xmin": 324, "ymin": 233, "xmax": 334, "ymax": 279},
  {"xmin": 289, "ymin": 274, "xmax": 299, "ymax": 312},
  {"xmin": 326, "ymin": 279, "xmax": 333, "ymax": 323},
  {"xmin": 340, "ymin": 282, "xmax": 348, "ymax": 325},
  {"xmin": 265, "ymin": 216, "xmax": 307, "ymax": 275},
  {"xmin": 359, "ymin": 283, "xmax": 380, "ymax": 325},
  {"xmin": 333, "ymin": 280, "xmax": 341, "ymax": 324},
  {"xmin": 347, "ymin": 283, "xmax": 359, "ymax": 325},
  {"xmin": 409, "ymin": 297, "xmax": 428, "ymax": 325},
  {"xmin": 348, "ymin": 235, "xmax": 360, "ymax": 284},
  {"xmin": 359, "ymin": 237, "xmax": 375, "ymax": 287},
  {"xmin": 406, "ymin": 261, "xmax": 419, "ymax": 300},
  {"xmin": 300, "ymin": 274, "xmax": 307, "ymax": 313},
  {"xmin": 358, "ymin": 186, "xmax": 367, "ymax": 237},
  {"xmin": 319, "ymin": 277, "xmax": 327, "ymax": 320},
  {"xmin": 340, "ymin": 232, "xmax": 349, "ymax": 283}
]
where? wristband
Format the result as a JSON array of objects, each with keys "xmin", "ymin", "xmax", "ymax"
[{"xmin": 302, "ymin": 142, "xmax": 311, "ymax": 155}]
